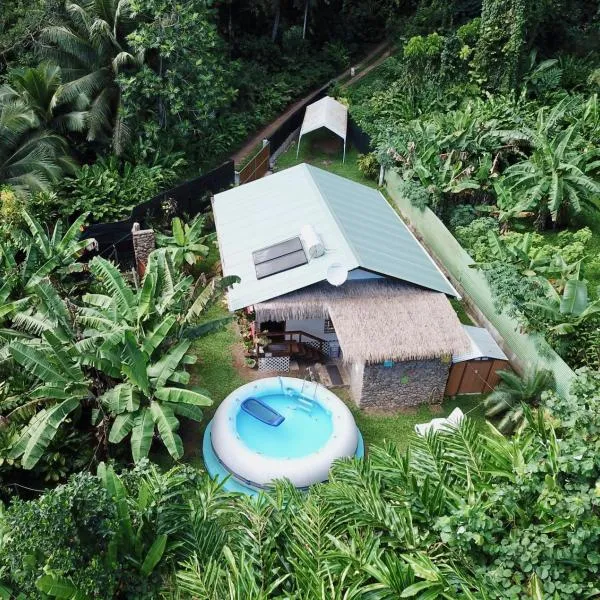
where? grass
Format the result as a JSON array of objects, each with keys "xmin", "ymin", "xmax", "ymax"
[
  {"xmin": 450, "ymin": 298, "xmax": 475, "ymax": 325},
  {"xmin": 170, "ymin": 302, "xmax": 489, "ymax": 466},
  {"xmin": 179, "ymin": 304, "xmax": 489, "ymax": 458},
  {"xmin": 275, "ymin": 129, "xmax": 377, "ymax": 187},
  {"xmin": 335, "ymin": 388, "xmax": 488, "ymax": 452},
  {"xmin": 151, "ymin": 302, "xmax": 249, "ymax": 469}
]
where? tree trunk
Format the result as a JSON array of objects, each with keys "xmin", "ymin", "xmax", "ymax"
[
  {"xmin": 534, "ymin": 202, "xmax": 550, "ymax": 231},
  {"xmin": 302, "ymin": 0, "xmax": 309, "ymax": 39},
  {"xmin": 271, "ymin": 0, "xmax": 281, "ymax": 42}
]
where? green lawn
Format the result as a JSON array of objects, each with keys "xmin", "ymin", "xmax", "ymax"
[
  {"xmin": 151, "ymin": 302, "xmax": 249, "ymax": 469},
  {"xmin": 335, "ymin": 388, "xmax": 488, "ymax": 452},
  {"xmin": 275, "ymin": 129, "xmax": 377, "ymax": 187},
  {"xmin": 175, "ymin": 304, "xmax": 489, "ymax": 460}
]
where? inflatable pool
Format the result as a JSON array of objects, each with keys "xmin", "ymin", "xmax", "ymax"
[{"xmin": 203, "ymin": 376, "xmax": 364, "ymax": 495}]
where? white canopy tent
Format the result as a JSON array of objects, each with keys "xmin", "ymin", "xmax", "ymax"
[{"xmin": 297, "ymin": 96, "xmax": 348, "ymax": 162}]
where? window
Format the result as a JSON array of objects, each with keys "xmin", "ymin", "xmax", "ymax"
[{"xmin": 324, "ymin": 318, "xmax": 335, "ymax": 334}]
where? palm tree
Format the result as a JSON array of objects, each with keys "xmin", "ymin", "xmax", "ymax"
[
  {"xmin": 40, "ymin": 0, "xmax": 142, "ymax": 152},
  {"xmin": 1, "ymin": 64, "xmax": 87, "ymax": 135},
  {"xmin": 0, "ymin": 97, "xmax": 75, "ymax": 194},
  {"xmin": 504, "ymin": 123, "xmax": 600, "ymax": 230},
  {"xmin": 483, "ymin": 369, "xmax": 553, "ymax": 433}
]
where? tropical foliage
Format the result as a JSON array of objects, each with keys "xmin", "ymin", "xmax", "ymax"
[
  {"xmin": 344, "ymin": 4, "xmax": 600, "ymax": 372},
  {"xmin": 1, "ymin": 370, "xmax": 600, "ymax": 598},
  {"xmin": 1, "ymin": 2, "xmax": 600, "ymax": 599},
  {"xmin": 0, "ymin": 211, "xmax": 234, "ymax": 476}
]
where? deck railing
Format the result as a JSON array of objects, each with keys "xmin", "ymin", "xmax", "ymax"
[{"xmin": 254, "ymin": 330, "xmax": 330, "ymax": 359}]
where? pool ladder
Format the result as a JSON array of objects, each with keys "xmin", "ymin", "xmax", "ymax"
[
  {"xmin": 297, "ymin": 371, "xmax": 319, "ymax": 414},
  {"xmin": 295, "ymin": 396, "xmax": 315, "ymax": 414}
]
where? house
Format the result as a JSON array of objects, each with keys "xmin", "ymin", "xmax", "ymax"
[{"xmin": 213, "ymin": 163, "xmax": 470, "ymax": 410}]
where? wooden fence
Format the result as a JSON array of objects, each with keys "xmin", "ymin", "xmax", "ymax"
[{"xmin": 238, "ymin": 143, "xmax": 270, "ymax": 184}]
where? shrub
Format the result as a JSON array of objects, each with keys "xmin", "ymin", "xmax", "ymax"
[
  {"xmin": 357, "ymin": 152, "xmax": 379, "ymax": 179},
  {"xmin": 455, "ymin": 217, "xmax": 499, "ymax": 261},
  {"xmin": 403, "ymin": 33, "xmax": 444, "ymax": 72},
  {"xmin": 457, "ymin": 17, "xmax": 481, "ymax": 47},
  {"xmin": 0, "ymin": 186, "xmax": 22, "ymax": 228},
  {"xmin": 56, "ymin": 154, "xmax": 185, "ymax": 223},
  {"xmin": 323, "ymin": 40, "xmax": 350, "ymax": 71},
  {"xmin": 1, "ymin": 472, "xmax": 119, "ymax": 597},
  {"xmin": 397, "ymin": 178, "xmax": 432, "ymax": 210},
  {"xmin": 449, "ymin": 204, "xmax": 477, "ymax": 229},
  {"xmin": 282, "ymin": 26, "xmax": 308, "ymax": 59}
]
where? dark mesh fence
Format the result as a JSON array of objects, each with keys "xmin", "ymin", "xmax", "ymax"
[
  {"xmin": 348, "ymin": 115, "xmax": 372, "ymax": 154},
  {"xmin": 81, "ymin": 160, "xmax": 234, "ymax": 265},
  {"xmin": 267, "ymin": 88, "xmax": 328, "ymax": 152}
]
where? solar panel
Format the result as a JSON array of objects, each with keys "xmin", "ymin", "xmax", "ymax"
[{"xmin": 253, "ymin": 237, "xmax": 308, "ymax": 279}]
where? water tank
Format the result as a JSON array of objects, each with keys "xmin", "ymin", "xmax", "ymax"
[{"xmin": 300, "ymin": 224, "xmax": 325, "ymax": 260}]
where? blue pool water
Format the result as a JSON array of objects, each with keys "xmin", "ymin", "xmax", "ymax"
[{"xmin": 235, "ymin": 393, "xmax": 333, "ymax": 458}]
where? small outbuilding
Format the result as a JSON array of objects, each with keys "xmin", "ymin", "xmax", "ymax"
[
  {"xmin": 445, "ymin": 325, "xmax": 509, "ymax": 396},
  {"xmin": 297, "ymin": 96, "xmax": 348, "ymax": 162}
]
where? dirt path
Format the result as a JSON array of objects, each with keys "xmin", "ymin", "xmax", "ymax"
[
  {"xmin": 342, "ymin": 46, "xmax": 393, "ymax": 89},
  {"xmin": 231, "ymin": 41, "xmax": 392, "ymax": 166}
]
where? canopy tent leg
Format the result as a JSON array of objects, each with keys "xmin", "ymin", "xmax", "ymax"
[
  {"xmin": 296, "ymin": 135, "xmax": 302, "ymax": 159},
  {"xmin": 343, "ymin": 139, "xmax": 346, "ymax": 163}
]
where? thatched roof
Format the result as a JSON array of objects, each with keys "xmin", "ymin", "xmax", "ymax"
[{"xmin": 255, "ymin": 280, "xmax": 471, "ymax": 364}]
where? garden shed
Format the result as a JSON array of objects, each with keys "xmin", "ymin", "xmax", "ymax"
[
  {"xmin": 445, "ymin": 325, "xmax": 509, "ymax": 396},
  {"xmin": 297, "ymin": 96, "xmax": 348, "ymax": 162},
  {"xmin": 213, "ymin": 163, "xmax": 471, "ymax": 410}
]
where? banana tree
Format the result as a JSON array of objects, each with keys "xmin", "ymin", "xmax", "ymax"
[
  {"xmin": 95, "ymin": 328, "xmax": 212, "ymax": 461},
  {"xmin": 504, "ymin": 125, "xmax": 600, "ymax": 229},
  {"xmin": 0, "ymin": 210, "xmax": 94, "ymax": 294},
  {"xmin": 18, "ymin": 211, "xmax": 93, "ymax": 290},
  {"xmin": 4, "ymin": 244, "xmax": 236, "ymax": 467},
  {"xmin": 8, "ymin": 329, "xmax": 91, "ymax": 469},
  {"xmin": 155, "ymin": 214, "xmax": 214, "ymax": 268},
  {"xmin": 79, "ymin": 251, "xmax": 235, "ymax": 347},
  {"xmin": 526, "ymin": 278, "xmax": 600, "ymax": 335}
]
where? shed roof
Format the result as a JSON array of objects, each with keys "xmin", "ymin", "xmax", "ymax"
[
  {"xmin": 299, "ymin": 96, "xmax": 347, "ymax": 141},
  {"xmin": 213, "ymin": 164, "xmax": 458, "ymax": 311},
  {"xmin": 256, "ymin": 280, "xmax": 470, "ymax": 363},
  {"xmin": 452, "ymin": 325, "xmax": 508, "ymax": 363}
]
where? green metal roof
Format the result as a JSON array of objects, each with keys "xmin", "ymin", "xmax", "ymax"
[
  {"xmin": 307, "ymin": 165, "xmax": 458, "ymax": 296},
  {"xmin": 213, "ymin": 163, "xmax": 458, "ymax": 311}
]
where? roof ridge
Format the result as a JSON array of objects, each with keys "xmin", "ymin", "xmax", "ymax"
[
  {"xmin": 306, "ymin": 165, "xmax": 364, "ymax": 266},
  {"xmin": 302, "ymin": 165, "xmax": 361, "ymax": 268}
]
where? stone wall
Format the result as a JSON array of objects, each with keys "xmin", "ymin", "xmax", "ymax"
[
  {"xmin": 132, "ymin": 223, "xmax": 155, "ymax": 277},
  {"xmin": 356, "ymin": 358, "xmax": 451, "ymax": 410}
]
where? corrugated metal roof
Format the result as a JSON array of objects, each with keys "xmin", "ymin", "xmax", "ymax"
[
  {"xmin": 453, "ymin": 325, "xmax": 508, "ymax": 363},
  {"xmin": 213, "ymin": 164, "xmax": 458, "ymax": 310},
  {"xmin": 309, "ymin": 165, "xmax": 458, "ymax": 297}
]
